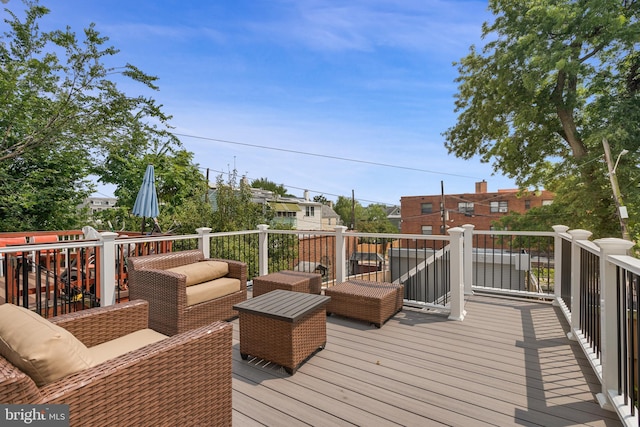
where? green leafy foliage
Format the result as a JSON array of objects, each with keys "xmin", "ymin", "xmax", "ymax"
[
  {"xmin": 250, "ymin": 178, "xmax": 292, "ymax": 197},
  {"xmin": 444, "ymin": 0, "xmax": 640, "ymax": 240},
  {"xmin": 211, "ymin": 169, "xmax": 273, "ymax": 232},
  {"xmin": 333, "ymin": 197, "xmax": 397, "ymax": 233},
  {"xmin": 0, "ymin": 1, "xmax": 182, "ymax": 231}
]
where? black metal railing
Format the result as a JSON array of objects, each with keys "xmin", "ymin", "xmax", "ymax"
[
  {"xmin": 4, "ymin": 246, "xmax": 100, "ymax": 318},
  {"xmin": 561, "ymin": 237, "xmax": 572, "ymax": 309},
  {"xmin": 580, "ymin": 247, "xmax": 601, "ymax": 358},
  {"xmin": 266, "ymin": 231, "xmax": 333, "ymax": 283},
  {"xmin": 617, "ymin": 266, "xmax": 640, "ymax": 416},
  {"xmin": 210, "ymin": 232, "xmax": 259, "ymax": 279},
  {"xmin": 389, "ymin": 238, "xmax": 450, "ymax": 305},
  {"xmin": 472, "ymin": 233, "xmax": 555, "ymax": 295}
]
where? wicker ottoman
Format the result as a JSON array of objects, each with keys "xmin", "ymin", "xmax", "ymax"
[
  {"xmin": 233, "ymin": 290, "xmax": 330, "ymax": 374},
  {"xmin": 325, "ymin": 280, "xmax": 404, "ymax": 328},
  {"xmin": 252, "ymin": 270, "xmax": 322, "ymax": 297}
]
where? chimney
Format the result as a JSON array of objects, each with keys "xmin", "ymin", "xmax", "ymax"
[
  {"xmin": 475, "ymin": 180, "xmax": 487, "ymax": 194},
  {"xmin": 304, "ymin": 190, "xmax": 310, "ymax": 201}
]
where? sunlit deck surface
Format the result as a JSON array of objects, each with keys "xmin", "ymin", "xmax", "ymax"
[{"xmin": 231, "ymin": 293, "xmax": 622, "ymax": 426}]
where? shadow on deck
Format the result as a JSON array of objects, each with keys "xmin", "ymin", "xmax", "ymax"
[{"xmin": 231, "ymin": 294, "xmax": 622, "ymax": 426}]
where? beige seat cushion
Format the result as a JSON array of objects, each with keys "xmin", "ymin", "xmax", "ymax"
[
  {"xmin": 88, "ymin": 329, "xmax": 168, "ymax": 365},
  {"xmin": 167, "ymin": 261, "xmax": 229, "ymax": 286},
  {"xmin": 186, "ymin": 277, "xmax": 241, "ymax": 306},
  {"xmin": 0, "ymin": 304, "xmax": 94, "ymax": 387}
]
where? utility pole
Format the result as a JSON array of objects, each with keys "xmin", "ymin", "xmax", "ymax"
[
  {"xmin": 602, "ymin": 138, "xmax": 630, "ymax": 240},
  {"xmin": 441, "ymin": 180, "xmax": 446, "ymax": 234},
  {"xmin": 351, "ymin": 189, "xmax": 355, "ymax": 230},
  {"xmin": 205, "ymin": 168, "xmax": 210, "ymax": 203}
]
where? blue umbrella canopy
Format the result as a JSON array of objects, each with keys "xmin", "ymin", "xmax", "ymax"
[{"xmin": 132, "ymin": 165, "xmax": 159, "ymax": 224}]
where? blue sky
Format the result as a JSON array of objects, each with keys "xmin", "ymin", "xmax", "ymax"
[{"xmin": 9, "ymin": 0, "xmax": 516, "ymax": 206}]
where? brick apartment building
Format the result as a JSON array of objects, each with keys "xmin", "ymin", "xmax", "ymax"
[{"xmin": 400, "ymin": 181, "xmax": 554, "ymax": 236}]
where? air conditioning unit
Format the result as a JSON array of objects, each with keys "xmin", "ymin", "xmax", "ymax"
[{"xmin": 498, "ymin": 207, "xmax": 508, "ymax": 213}]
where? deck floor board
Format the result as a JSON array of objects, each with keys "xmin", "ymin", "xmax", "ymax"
[{"xmin": 232, "ymin": 294, "xmax": 622, "ymax": 426}]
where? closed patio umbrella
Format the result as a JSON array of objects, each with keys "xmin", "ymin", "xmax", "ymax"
[{"xmin": 132, "ymin": 164, "xmax": 160, "ymax": 233}]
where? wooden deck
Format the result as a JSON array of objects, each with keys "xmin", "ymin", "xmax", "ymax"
[{"xmin": 231, "ymin": 293, "xmax": 622, "ymax": 426}]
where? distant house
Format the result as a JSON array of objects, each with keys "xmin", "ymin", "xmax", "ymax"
[
  {"xmin": 271, "ymin": 190, "xmax": 340, "ymax": 231},
  {"xmin": 81, "ymin": 197, "xmax": 118, "ymax": 216},
  {"xmin": 321, "ymin": 204, "xmax": 341, "ymax": 230},
  {"xmin": 385, "ymin": 205, "xmax": 401, "ymax": 231},
  {"xmin": 207, "ymin": 186, "xmax": 340, "ymax": 231},
  {"xmin": 400, "ymin": 181, "xmax": 554, "ymax": 235}
]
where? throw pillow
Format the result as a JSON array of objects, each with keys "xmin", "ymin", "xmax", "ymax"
[{"xmin": 0, "ymin": 304, "xmax": 94, "ymax": 387}]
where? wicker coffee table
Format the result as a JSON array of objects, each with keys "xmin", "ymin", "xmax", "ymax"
[
  {"xmin": 325, "ymin": 280, "xmax": 404, "ymax": 328},
  {"xmin": 233, "ymin": 289, "xmax": 330, "ymax": 374},
  {"xmin": 252, "ymin": 270, "xmax": 322, "ymax": 297}
]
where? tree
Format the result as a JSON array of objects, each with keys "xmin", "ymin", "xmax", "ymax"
[
  {"xmin": 0, "ymin": 1, "xmax": 180, "ymax": 231},
  {"xmin": 313, "ymin": 194, "xmax": 330, "ymax": 206},
  {"xmin": 333, "ymin": 197, "xmax": 396, "ymax": 233},
  {"xmin": 443, "ymin": 0, "xmax": 640, "ymax": 238},
  {"xmin": 358, "ymin": 204, "xmax": 399, "ymax": 234},
  {"xmin": 95, "ymin": 146, "xmax": 211, "ymax": 234},
  {"xmin": 250, "ymin": 178, "xmax": 291, "ymax": 197},
  {"xmin": 333, "ymin": 196, "xmax": 365, "ymax": 230},
  {"xmin": 211, "ymin": 169, "xmax": 271, "ymax": 232},
  {"xmin": 0, "ymin": 141, "xmax": 93, "ymax": 231}
]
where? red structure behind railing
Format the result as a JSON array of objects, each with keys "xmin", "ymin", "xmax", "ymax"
[{"xmin": 0, "ymin": 231, "xmax": 175, "ymax": 316}]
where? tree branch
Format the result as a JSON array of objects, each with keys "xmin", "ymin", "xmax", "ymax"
[{"xmin": 550, "ymin": 70, "xmax": 588, "ymax": 159}]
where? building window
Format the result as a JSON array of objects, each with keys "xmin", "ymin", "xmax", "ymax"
[
  {"xmin": 305, "ymin": 206, "xmax": 315, "ymax": 217},
  {"xmin": 421, "ymin": 225, "xmax": 432, "ymax": 235},
  {"xmin": 490, "ymin": 201, "xmax": 508, "ymax": 213},
  {"xmin": 525, "ymin": 200, "xmax": 531, "ymax": 210},
  {"xmin": 458, "ymin": 202, "xmax": 474, "ymax": 215},
  {"xmin": 542, "ymin": 200, "xmax": 553, "ymax": 206},
  {"xmin": 277, "ymin": 211, "xmax": 296, "ymax": 218},
  {"xmin": 421, "ymin": 203, "xmax": 433, "ymax": 214}
]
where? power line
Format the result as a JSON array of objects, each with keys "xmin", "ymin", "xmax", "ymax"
[
  {"xmin": 204, "ymin": 167, "xmax": 396, "ymax": 206},
  {"xmin": 173, "ymin": 132, "xmax": 483, "ymax": 180}
]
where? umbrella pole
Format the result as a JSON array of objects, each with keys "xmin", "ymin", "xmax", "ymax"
[{"xmin": 141, "ymin": 216, "xmax": 146, "ymax": 234}]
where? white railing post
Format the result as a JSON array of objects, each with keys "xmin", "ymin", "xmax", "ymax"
[
  {"xmin": 448, "ymin": 227, "xmax": 465, "ymax": 321},
  {"xmin": 335, "ymin": 226, "xmax": 348, "ymax": 284},
  {"xmin": 567, "ymin": 229, "xmax": 592, "ymax": 340},
  {"xmin": 462, "ymin": 224, "xmax": 475, "ymax": 295},
  {"xmin": 196, "ymin": 227, "xmax": 212, "ymax": 258},
  {"xmin": 257, "ymin": 224, "xmax": 270, "ymax": 276},
  {"xmin": 99, "ymin": 232, "xmax": 118, "ymax": 307},
  {"xmin": 594, "ymin": 237, "xmax": 635, "ymax": 411},
  {"xmin": 552, "ymin": 225, "xmax": 570, "ymax": 306}
]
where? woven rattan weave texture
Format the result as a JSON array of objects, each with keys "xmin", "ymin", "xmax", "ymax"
[
  {"xmin": 128, "ymin": 249, "xmax": 247, "ymax": 336},
  {"xmin": 252, "ymin": 270, "xmax": 322, "ymax": 297},
  {"xmin": 325, "ymin": 280, "xmax": 404, "ymax": 328},
  {"xmin": 0, "ymin": 300, "xmax": 233, "ymax": 426},
  {"xmin": 234, "ymin": 290, "xmax": 330, "ymax": 374}
]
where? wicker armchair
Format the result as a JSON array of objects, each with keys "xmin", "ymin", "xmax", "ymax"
[
  {"xmin": 0, "ymin": 300, "xmax": 233, "ymax": 427},
  {"xmin": 127, "ymin": 249, "xmax": 247, "ymax": 336}
]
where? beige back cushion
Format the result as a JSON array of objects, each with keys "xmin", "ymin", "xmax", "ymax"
[
  {"xmin": 0, "ymin": 304, "xmax": 94, "ymax": 387},
  {"xmin": 167, "ymin": 260, "xmax": 229, "ymax": 286}
]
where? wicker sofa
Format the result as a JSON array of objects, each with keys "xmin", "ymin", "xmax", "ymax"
[
  {"xmin": 127, "ymin": 249, "xmax": 247, "ymax": 336},
  {"xmin": 0, "ymin": 300, "xmax": 233, "ymax": 427}
]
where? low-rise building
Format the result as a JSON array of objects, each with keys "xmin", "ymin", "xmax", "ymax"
[
  {"xmin": 400, "ymin": 181, "xmax": 554, "ymax": 235},
  {"xmin": 81, "ymin": 197, "xmax": 118, "ymax": 215},
  {"xmin": 208, "ymin": 186, "xmax": 340, "ymax": 231}
]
